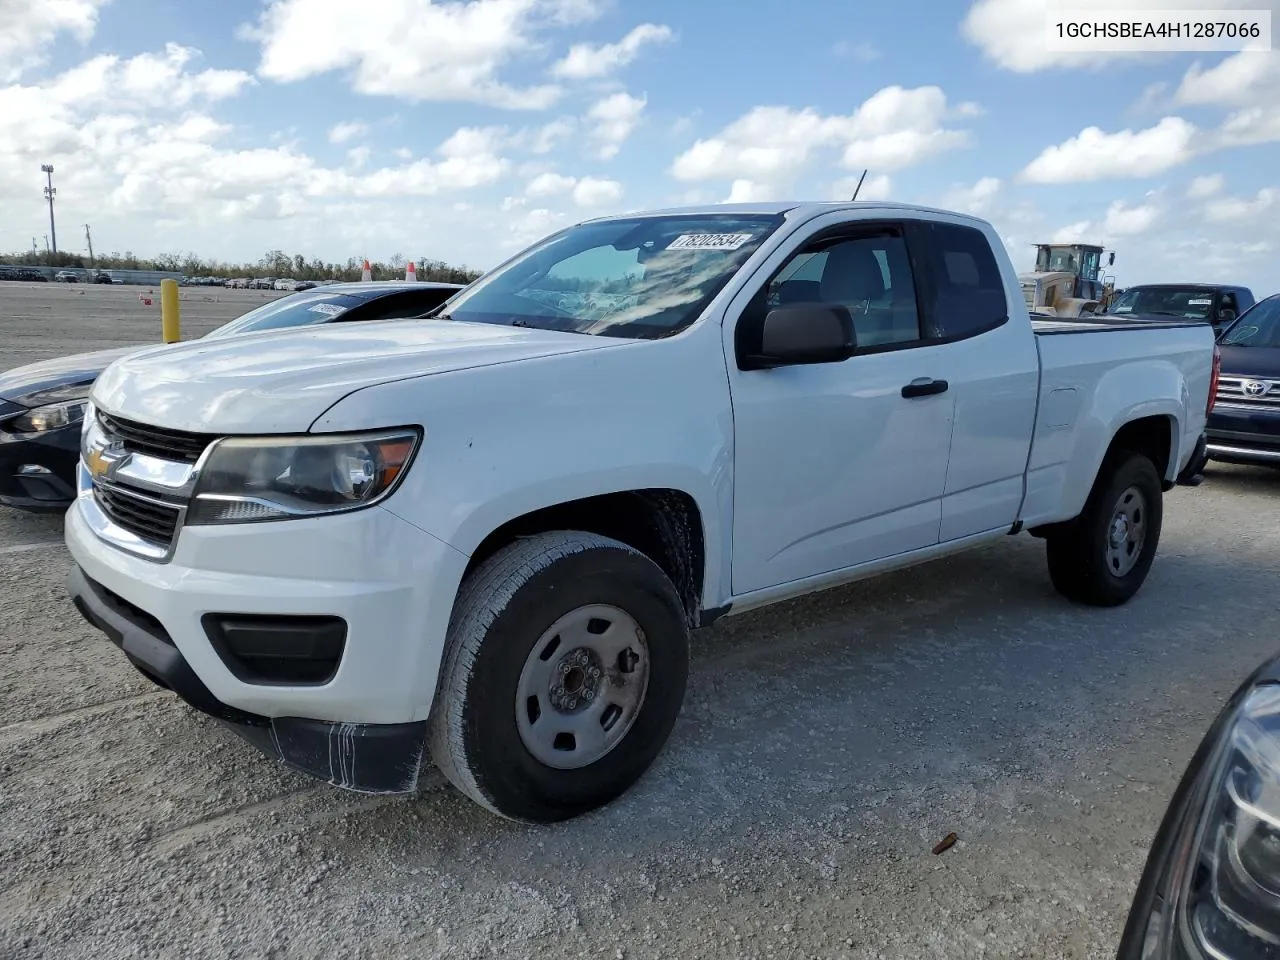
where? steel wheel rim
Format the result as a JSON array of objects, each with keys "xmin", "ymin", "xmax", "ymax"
[
  {"xmin": 515, "ymin": 604, "xmax": 651, "ymax": 770},
  {"xmin": 1105, "ymin": 485, "xmax": 1148, "ymax": 577}
]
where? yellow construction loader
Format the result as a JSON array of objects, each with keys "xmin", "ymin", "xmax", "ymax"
[{"xmin": 1019, "ymin": 242, "xmax": 1117, "ymax": 318}]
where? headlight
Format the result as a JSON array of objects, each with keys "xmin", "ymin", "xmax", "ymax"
[
  {"xmin": 1120, "ymin": 659, "xmax": 1280, "ymax": 959},
  {"xmin": 187, "ymin": 428, "xmax": 420, "ymax": 525},
  {"xmin": 7, "ymin": 398, "xmax": 90, "ymax": 433}
]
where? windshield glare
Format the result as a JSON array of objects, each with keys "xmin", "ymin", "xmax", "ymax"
[
  {"xmin": 437, "ymin": 214, "xmax": 785, "ymax": 339},
  {"xmin": 1221, "ymin": 298, "xmax": 1280, "ymax": 348},
  {"xmin": 1109, "ymin": 287, "xmax": 1216, "ymax": 319},
  {"xmin": 204, "ymin": 292, "xmax": 363, "ymax": 339}
]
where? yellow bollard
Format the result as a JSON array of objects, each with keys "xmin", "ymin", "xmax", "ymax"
[{"xmin": 160, "ymin": 278, "xmax": 181, "ymax": 343}]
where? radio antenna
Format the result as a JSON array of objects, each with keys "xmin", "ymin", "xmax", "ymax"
[{"xmin": 850, "ymin": 169, "xmax": 868, "ymax": 201}]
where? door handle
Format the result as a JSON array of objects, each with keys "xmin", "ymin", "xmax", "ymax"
[{"xmin": 901, "ymin": 378, "xmax": 949, "ymax": 399}]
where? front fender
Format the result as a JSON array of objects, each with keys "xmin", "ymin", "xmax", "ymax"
[{"xmin": 311, "ymin": 322, "xmax": 736, "ymax": 611}]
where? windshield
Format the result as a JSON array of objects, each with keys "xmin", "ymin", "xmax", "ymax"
[
  {"xmin": 1220, "ymin": 297, "xmax": 1280, "ymax": 348},
  {"xmin": 203, "ymin": 291, "xmax": 365, "ymax": 339},
  {"xmin": 436, "ymin": 213, "xmax": 785, "ymax": 339},
  {"xmin": 1109, "ymin": 287, "xmax": 1216, "ymax": 319}
]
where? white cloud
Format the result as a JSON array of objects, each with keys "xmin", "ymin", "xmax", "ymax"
[
  {"xmin": 328, "ymin": 120, "xmax": 367, "ymax": 144},
  {"xmin": 551, "ymin": 23, "xmax": 673, "ymax": 79},
  {"xmin": 517, "ymin": 117, "xmax": 576, "ymax": 154},
  {"xmin": 346, "ymin": 145, "xmax": 371, "ymax": 168},
  {"xmin": 724, "ymin": 179, "xmax": 774, "ymax": 203},
  {"xmin": 962, "ymin": 0, "xmax": 1277, "ymax": 73},
  {"xmin": 1203, "ymin": 187, "xmax": 1280, "ymax": 223},
  {"xmin": 1176, "ymin": 50, "xmax": 1280, "ymax": 108},
  {"xmin": 246, "ymin": 0, "xmax": 581, "ymax": 109},
  {"xmin": 831, "ymin": 40, "xmax": 881, "ymax": 61},
  {"xmin": 0, "ymin": 0, "xmax": 108, "ymax": 82},
  {"xmin": 39, "ymin": 43, "xmax": 255, "ymax": 111},
  {"xmin": 526, "ymin": 171, "xmax": 576, "ymax": 196},
  {"xmin": 940, "ymin": 176, "xmax": 1001, "ymax": 214},
  {"xmin": 1187, "ymin": 174, "xmax": 1225, "ymax": 199},
  {"xmin": 1102, "ymin": 200, "xmax": 1160, "ymax": 236},
  {"xmin": 1020, "ymin": 117, "xmax": 1197, "ymax": 183},
  {"xmin": 586, "ymin": 91, "xmax": 645, "ymax": 160},
  {"xmin": 572, "ymin": 176, "xmax": 623, "ymax": 206},
  {"xmin": 1050, "ymin": 220, "xmax": 1095, "ymax": 243},
  {"xmin": 393, "ymin": 146, "xmax": 414, "ymax": 160},
  {"xmin": 1174, "ymin": 50, "xmax": 1280, "ymax": 147},
  {"xmin": 671, "ymin": 86, "xmax": 972, "ymax": 191},
  {"xmin": 519, "ymin": 171, "xmax": 621, "ymax": 206}
]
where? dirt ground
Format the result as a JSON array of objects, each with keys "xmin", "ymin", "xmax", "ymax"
[{"xmin": 3, "ymin": 282, "xmax": 1279, "ymax": 959}]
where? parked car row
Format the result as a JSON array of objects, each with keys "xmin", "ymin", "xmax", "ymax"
[
  {"xmin": 0, "ymin": 266, "xmax": 48, "ymax": 282},
  {"xmin": 193, "ymin": 276, "xmax": 345, "ymax": 290}
]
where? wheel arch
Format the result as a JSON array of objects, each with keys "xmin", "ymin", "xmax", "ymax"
[{"xmin": 462, "ymin": 488, "xmax": 712, "ymax": 628}]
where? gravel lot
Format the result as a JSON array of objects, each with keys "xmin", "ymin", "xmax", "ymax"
[{"xmin": 3, "ymin": 282, "xmax": 1279, "ymax": 959}]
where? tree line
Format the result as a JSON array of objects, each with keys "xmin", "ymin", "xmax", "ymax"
[{"xmin": 1, "ymin": 248, "xmax": 482, "ymax": 284}]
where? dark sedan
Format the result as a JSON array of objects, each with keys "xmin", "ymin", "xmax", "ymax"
[
  {"xmin": 0, "ymin": 281, "xmax": 462, "ymax": 511},
  {"xmin": 1205, "ymin": 293, "xmax": 1280, "ymax": 468}
]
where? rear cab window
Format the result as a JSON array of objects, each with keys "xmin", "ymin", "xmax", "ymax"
[{"xmin": 905, "ymin": 220, "xmax": 1010, "ymax": 340}]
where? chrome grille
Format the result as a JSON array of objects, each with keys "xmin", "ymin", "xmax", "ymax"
[
  {"xmin": 1215, "ymin": 376, "xmax": 1280, "ymax": 408},
  {"xmin": 97, "ymin": 411, "xmax": 215, "ymax": 463},
  {"xmin": 93, "ymin": 482, "xmax": 182, "ymax": 546}
]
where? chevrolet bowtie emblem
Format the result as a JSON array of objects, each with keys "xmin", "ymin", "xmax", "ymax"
[
  {"xmin": 86, "ymin": 446, "xmax": 109, "ymax": 479},
  {"xmin": 86, "ymin": 442, "xmax": 125, "ymax": 481}
]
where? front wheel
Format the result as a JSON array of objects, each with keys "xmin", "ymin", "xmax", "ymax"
[
  {"xmin": 1046, "ymin": 452, "xmax": 1164, "ymax": 606},
  {"xmin": 427, "ymin": 531, "xmax": 690, "ymax": 823}
]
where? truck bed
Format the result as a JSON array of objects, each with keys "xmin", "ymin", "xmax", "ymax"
[
  {"xmin": 1030, "ymin": 316, "xmax": 1209, "ymax": 335},
  {"xmin": 1018, "ymin": 313, "xmax": 1217, "ymax": 529}
]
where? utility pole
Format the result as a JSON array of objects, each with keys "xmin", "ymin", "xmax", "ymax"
[
  {"xmin": 84, "ymin": 224, "xmax": 95, "ymax": 268},
  {"xmin": 41, "ymin": 164, "xmax": 57, "ymax": 254},
  {"xmin": 44, "ymin": 234, "xmax": 50, "ymax": 254}
]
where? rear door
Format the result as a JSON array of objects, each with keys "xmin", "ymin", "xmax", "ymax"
[{"xmin": 902, "ymin": 220, "xmax": 1040, "ymax": 542}]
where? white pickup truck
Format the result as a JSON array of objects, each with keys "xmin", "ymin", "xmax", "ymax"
[{"xmin": 65, "ymin": 202, "xmax": 1218, "ymax": 823}]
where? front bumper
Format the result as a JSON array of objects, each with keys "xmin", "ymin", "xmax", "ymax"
[
  {"xmin": 65, "ymin": 492, "xmax": 470, "ymax": 726},
  {"xmin": 0, "ymin": 419, "xmax": 79, "ymax": 510},
  {"xmin": 1206, "ymin": 406, "xmax": 1280, "ymax": 466},
  {"xmin": 68, "ymin": 565, "xmax": 428, "ymax": 793}
]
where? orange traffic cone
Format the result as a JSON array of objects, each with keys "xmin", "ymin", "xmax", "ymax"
[
  {"xmin": 405, "ymin": 261, "xmax": 417, "ymax": 282},
  {"xmin": 360, "ymin": 259, "xmax": 371, "ymax": 282}
]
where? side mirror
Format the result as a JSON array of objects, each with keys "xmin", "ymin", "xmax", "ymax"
[
  {"xmin": 1108, "ymin": 252, "xmax": 1116, "ymax": 266},
  {"xmin": 751, "ymin": 304, "xmax": 857, "ymax": 368},
  {"xmin": 1219, "ymin": 308, "xmax": 1237, "ymax": 323}
]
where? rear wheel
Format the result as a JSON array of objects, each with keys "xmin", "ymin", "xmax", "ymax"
[
  {"xmin": 428, "ymin": 531, "xmax": 689, "ymax": 823},
  {"xmin": 1046, "ymin": 451, "xmax": 1163, "ymax": 607}
]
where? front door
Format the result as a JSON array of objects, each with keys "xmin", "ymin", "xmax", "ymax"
[{"xmin": 724, "ymin": 221, "xmax": 956, "ymax": 595}]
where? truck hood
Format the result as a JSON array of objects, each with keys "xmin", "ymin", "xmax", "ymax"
[
  {"xmin": 90, "ymin": 319, "xmax": 624, "ymax": 434},
  {"xmin": 0, "ymin": 345, "xmax": 143, "ymax": 407},
  {"xmin": 1218, "ymin": 345, "xmax": 1280, "ymax": 379}
]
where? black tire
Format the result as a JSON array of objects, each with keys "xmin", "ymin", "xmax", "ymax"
[
  {"xmin": 1046, "ymin": 451, "xmax": 1164, "ymax": 607},
  {"xmin": 427, "ymin": 531, "xmax": 690, "ymax": 823}
]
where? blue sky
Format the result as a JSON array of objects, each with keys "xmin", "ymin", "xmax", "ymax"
[{"xmin": 1, "ymin": 0, "xmax": 1277, "ymax": 294}]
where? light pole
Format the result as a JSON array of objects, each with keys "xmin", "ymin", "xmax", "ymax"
[{"xmin": 41, "ymin": 164, "xmax": 57, "ymax": 255}]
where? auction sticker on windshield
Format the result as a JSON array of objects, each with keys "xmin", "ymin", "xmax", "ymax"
[
  {"xmin": 1188, "ymin": 299, "xmax": 1213, "ymax": 305},
  {"xmin": 667, "ymin": 233, "xmax": 754, "ymax": 251},
  {"xmin": 308, "ymin": 303, "xmax": 348, "ymax": 316}
]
